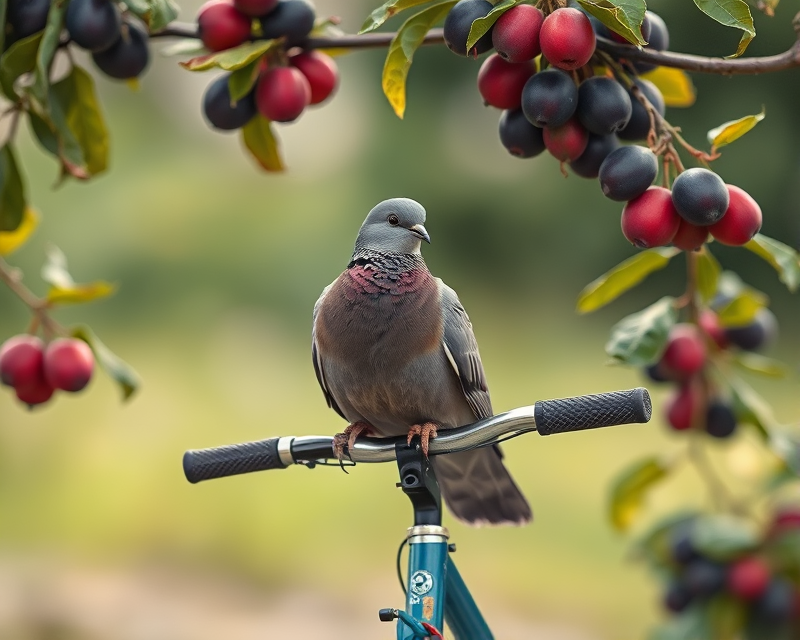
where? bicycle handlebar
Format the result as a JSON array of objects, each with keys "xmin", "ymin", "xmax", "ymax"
[{"xmin": 183, "ymin": 387, "xmax": 651, "ymax": 484}]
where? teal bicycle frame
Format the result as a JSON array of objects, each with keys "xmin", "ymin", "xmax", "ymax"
[{"xmin": 381, "ymin": 441, "xmax": 494, "ymax": 639}]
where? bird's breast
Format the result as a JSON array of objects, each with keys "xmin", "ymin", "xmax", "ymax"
[{"xmin": 315, "ymin": 266, "xmax": 443, "ymax": 368}]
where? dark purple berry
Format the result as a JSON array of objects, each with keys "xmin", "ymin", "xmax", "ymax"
[
  {"xmin": 684, "ymin": 559, "xmax": 727, "ymax": 597},
  {"xmin": 91, "ymin": 19, "xmax": 149, "ymax": 79},
  {"xmin": 202, "ymin": 73, "xmax": 257, "ymax": 130},
  {"xmin": 725, "ymin": 308, "xmax": 777, "ymax": 351},
  {"xmin": 498, "ymin": 109, "xmax": 546, "ymax": 158},
  {"xmin": 65, "ymin": 0, "xmax": 122, "ymax": 53},
  {"xmin": 617, "ymin": 79, "xmax": 664, "ymax": 141},
  {"xmin": 598, "ymin": 145, "xmax": 658, "ymax": 201},
  {"xmin": 443, "ymin": 0, "xmax": 494, "ymax": 57},
  {"xmin": 259, "ymin": 0, "xmax": 315, "ymax": 47},
  {"xmin": 671, "ymin": 168, "xmax": 729, "ymax": 226},
  {"xmin": 520, "ymin": 69, "xmax": 577, "ymax": 128},
  {"xmin": 664, "ymin": 581, "xmax": 693, "ymax": 613},
  {"xmin": 568, "ymin": 133, "xmax": 619, "ymax": 179},
  {"xmin": 576, "ymin": 77, "xmax": 632, "ymax": 135},
  {"xmin": 7, "ymin": 0, "xmax": 50, "ymax": 38},
  {"xmin": 705, "ymin": 400, "xmax": 737, "ymax": 439}
]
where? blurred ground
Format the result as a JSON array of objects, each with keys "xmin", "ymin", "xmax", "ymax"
[{"xmin": 1, "ymin": 0, "xmax": 799, "ymax": 638}]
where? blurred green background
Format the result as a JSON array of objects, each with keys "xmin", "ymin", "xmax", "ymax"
[{"xmin": 1, "ymin": 0, "xmax": 799, "ymax": 637}]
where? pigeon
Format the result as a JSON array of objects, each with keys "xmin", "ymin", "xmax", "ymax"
[{"xmin": 312, "ymin": 198, "xmax": 532, "ymax": 525}]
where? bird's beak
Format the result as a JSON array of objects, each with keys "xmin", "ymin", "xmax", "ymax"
[{"xmin": 409, "ymin": 224, "xmax": 431, "ymax": 244}]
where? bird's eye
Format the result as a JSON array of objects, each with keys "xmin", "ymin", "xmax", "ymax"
[{"xmin": 387, "ymin": 214, "xmax": 400, "ymax": 226}]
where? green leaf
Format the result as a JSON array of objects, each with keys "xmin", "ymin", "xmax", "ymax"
[
  {"xmin": 241, "ymin": 115, "xmax": 284, "ymax": 172},
  {"xmin": 30, "ymin": 0, "xmax": 67, "ymax": 105},
  {"xmin": 466, "ymin": 0, "xmax": 521, "ymax": 51},
  {"xmin": 382, "ymin": 1, "xmax": 456, "ymax": 119},
  {"xmin": 180, "ymin": 40, "xmax": 280, "ymax": 72},
  {"xmin": 0, "ymin": 145, "xmax": 26, "ymax": 232},
  {"xmin": 608, "ymin": 456, "xmax": 672, "ymax": 531},
  {"xmin": 640, "ymin": 67, "xmax": 696, "ymax": 108},
  {"xmin": 0, "ymin": 206, "xmax": 37, "ymax": 255},
  {"xmin": 716, "ymin": 288, "xmax": 768, "ymax": 327},
  {"xmin": 48, "ymin": 282, "xmax": 116, "ymax": 304},
  {"xmin": 51, "ymin": 66, "xmax": 109, "ymax": 177},
  {"xmin": 696, "ymin": 246, "xmax": 721, "ymax": 303},
  {"xmin": 605, "ymin": 296, "xmax": 677, "ymax": 366},
  {"xmin": 729, "ymin": 377, "xmax": 774, "ymax": 440},
  {"xmin": 71, "ymin": 326, "xmax": 140, "ymax": 401},
  {"xmin": 228, "ymin": 58, "xmax": 262, "ymax": 103},
  {"xmin": 0, "ymin": 31, "xmax": 43, "ymax": 100},
  {"xmin": 707, "ymin": 107, "xmax": 765, "ymax": 149},
  {"xmin": 577, "ymin": 0, "xmax": 647, "ymax": 46},
  {"xmin": 733, "ymin": 352, "xmax": 789, "ymax": 378},
  {"xmin": 691, "ymin": 514, "xmax": 759, "ymax": 560},
  {"xmin": 28, "ymin": 110, "xmax": 60, "ymax": 157},
  {"xmin": 744, "ymin": 233, "xmax": 800, "ymax": 293},
  {"xmin": 160, "ymin": 38, "xmax": 208, "ymax": 58},
  {"xmin": 360, "ymin": 0, "xmax": 434, "ymax": 34},
  {"xmin": 692, "ymin": 0, "xmax": 755, "ymax": 58},
  {"xmin": 121, "ymin": 0, "xmax": 179, "ymax": 31},
  {"xmin": 577, "ymin": 247, "xmax": 679, "ymax": 314},
  {"xmin": 768, "ymin": 530, "xmax": 800, "ymax": 572}
]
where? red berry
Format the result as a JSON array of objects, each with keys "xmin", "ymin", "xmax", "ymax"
[
  {"xmin": 543, "ymin": 117, "xmax": 588, "ymax": 161},
  {"xmin": 709, "ymin": 185, "xmax": 763, "ymax": 246},
  {"xmin": 233, "ymin": 0, "xmax": 277, "ymax": 17},
  {"xmin": 672, "ymin": 218, "xmax": 708, "ymax": 251},
  {"xmin": 197, "ymin": 0, "xmax": 252, "ymax": 52},
  {"xmin": 665, "ymin": 383, "xmax": 698, "ymax": 431},
  {"xmin": 44, "ymin": 338, "xmax": 94, "ymax": 392},
  {"xmin": 621, "ymin": 186, "xmax": 680, "ymax": 248},
  {"xmin": 477, "ymin": 54, "xmax": 536, "ymax": 110},
  {"xmin": 662, "ymin": 323, "xmax": 707, "ymax": 377},
  {"xmin": 770, "ymin": 508, "xmax": 800, "ymax": 536},
  {"xmin": 15, "ymin": 377, "xmax": 55, "ymax": 407},
  {"xmin": 540, "ymin": 8, "xmax": 596, "ymax": 71},
  {"xmin": 0, "ymin": 334, "xmax": 46, "ymax": 389},
  {"xmin": 492, "ymin": 4, "xmax": 544, "ymax": 63},
  {"xmin": 255, "ymin": 66, "xmax": 311, "ymax": 122},
  {"xmin": 289, "ymin": 51, "xmax": 338, "ymax": 105},
  {"xmin": 728, "ymin": 557, "xmax": 771, "ymax": 601},
  {"xmin": 699, "ymin": 310, "xmax": 728, "ymax": 349}
]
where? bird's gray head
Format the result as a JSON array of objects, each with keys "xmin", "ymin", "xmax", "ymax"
[{"xmin": 352, "ymin": 198, "xmax": 431, "ymax": 258}]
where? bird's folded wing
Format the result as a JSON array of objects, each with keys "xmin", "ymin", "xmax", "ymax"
[{"xmin": 312, "ymin": 283, "xmax": 347, "ymax": 420}]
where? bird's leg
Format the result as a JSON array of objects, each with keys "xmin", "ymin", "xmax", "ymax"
[
  {"xmin": 333, "ymin": 421, "xmax": 374, "ymax": 461},
  {"xmin": 407, "ymin": 422, "xmax": 439, "ymax": 457}
]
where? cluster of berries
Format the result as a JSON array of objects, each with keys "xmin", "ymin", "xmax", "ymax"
[
  {"xmin": 660, "ymin": 510, "xmax": 800, "ymax": 630},
  {"xmin": 622, "ymin": 169, "xmax": 764, "ymax": 250},
  {"xmin": 6, "ymin": 0, "xmax": 150, "ymax": 79},
  {"xmin": 197, "ymin": 0, "xmax": 338, "ymax": 130},
  {"xmin": 0, "ymin": 335, "xmax": 95, "ymax": 408},
  {"xmin": 443, "ymin": 1, "xmax": 669, "ymax": 176},
  {"xmin": 646, "ymin": 302, "xmax": 777, "ymax": 437}
]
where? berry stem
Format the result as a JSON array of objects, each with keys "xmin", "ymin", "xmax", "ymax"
[
  {"xmin": 687, "ymin": 433, "xmax": 748, "ymax": 515},
  {"xmin": 0, "ymin": 256, "xmax": 66, "ymax": 339}
]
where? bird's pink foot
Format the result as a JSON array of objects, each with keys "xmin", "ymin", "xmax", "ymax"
[
  {"xmin": 407, "ymin": 422, "xmax": 439, "ymax": 457},
  {"xmin": 333, "ymin": 421, "xmax": 373, "ymax": 461}
]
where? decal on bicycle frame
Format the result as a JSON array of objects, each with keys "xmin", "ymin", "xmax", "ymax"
[{"xmin": 410, "ymin": 570, "xmax": 433, "ymax": 596}]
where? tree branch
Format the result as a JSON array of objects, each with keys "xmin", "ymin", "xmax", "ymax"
[{"xmin": 151, "ymin": 21, "xmax": 800, "ymax": 75}]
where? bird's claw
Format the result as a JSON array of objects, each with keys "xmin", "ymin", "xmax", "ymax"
[
  {"xmin": 407, "ymin": 422, "xmax": 439, "ymax": 457},
  {"xmin": 333, "ymin": 421, "xmax": 373, "ymax": 468}
]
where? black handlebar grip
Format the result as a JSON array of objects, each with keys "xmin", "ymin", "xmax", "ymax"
[
  {"xmin": 183, "ymin": 438, "xmax": 286, "ymax": 483},
  {"xmin": 535, "ymin": 387, "xmax": 652, "ymax": 436}
]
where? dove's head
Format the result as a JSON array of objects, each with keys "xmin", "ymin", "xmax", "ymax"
[{"xmin": 353, "ymin": 198, "xmax": 431, "ymax": 257}]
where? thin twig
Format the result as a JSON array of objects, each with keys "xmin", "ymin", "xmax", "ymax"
[{"xmin": 148, "ymin": 21, "xmax": 800, "ymax": 76}]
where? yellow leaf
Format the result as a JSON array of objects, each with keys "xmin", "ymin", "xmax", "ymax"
[
  {"xmin": 640, "ymin": 67, "xmax": 696, "ymax": 108},
  {"xmin": 0, "ymin": 207, "xmax": 38, "ymax": 256},
  {"xmin": 47, "ymin": 281, "xmax": 116, "ymax": 304},
  {"xmin": 382, "ymin": 2, "xmax": 456, "ymax": 119},
  {"xmin": 707, "ymin": 108, "xmax": 765, "ymax": 149}
]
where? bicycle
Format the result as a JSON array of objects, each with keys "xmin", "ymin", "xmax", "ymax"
[{"xmin": 182, "ymin": 387, "xmax": 652, "ymax": 639}]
